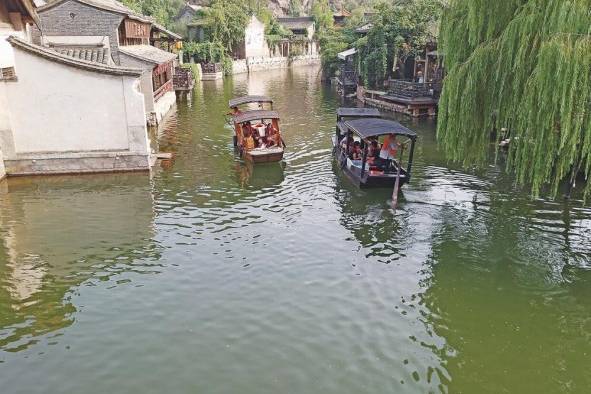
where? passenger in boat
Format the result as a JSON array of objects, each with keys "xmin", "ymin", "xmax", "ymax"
[
  {"xmin": 243, "ymin": 127, "xmax": 256, "ymax": 151},
  {"xmin": 378, "ymin": 133, "xmax": 400, "ymax": 170},
  {"xmin": 367, "ymin": 140, "xmax": 380, "ymax": 165},
  {"xmin": 228, "ymin": 106, "xmax": 242, "ymax": 116},
  {"xmin": 266, "ymin": 123, "xmax": 281, "ymax": 147},
  {"xmin": 341, "ymin": 135, "xmax": 354, "ymax": 154},
  {"xmin": 352, "ymin": 141, "xmax": 362, "ymax": 160}
]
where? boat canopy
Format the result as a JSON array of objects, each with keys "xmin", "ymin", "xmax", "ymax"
[
  {"xmin": 229, "ymin": 95, "xmax": 273, "ymax": 108},
  {"xmin": 337, "ymin": 107, "xmax": 381, "ymax": 118},
  {"xmin": 233, "ymin": 110, "xmax": 280, "ymax": 124},
  {"xmin": 344, "ymin": 118, "xmax": 417, "ymax": 139}
]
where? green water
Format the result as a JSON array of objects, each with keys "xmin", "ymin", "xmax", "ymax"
[{"xmin": 1, "ymin": 67, "xmax": 591, "ymax": 393}]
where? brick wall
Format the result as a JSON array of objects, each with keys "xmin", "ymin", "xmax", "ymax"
[{"xmin": 38, "ymin": 0, "xmax": 124, "ymax": 64}]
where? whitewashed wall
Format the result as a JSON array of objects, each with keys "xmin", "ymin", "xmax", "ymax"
[
  {"xmin": 0, "ymin": 44, "xmax": 150, "ymax": 175},
  {"xmin": 244, "ymin": 16, "xmax": 267, "ymax": 58}
]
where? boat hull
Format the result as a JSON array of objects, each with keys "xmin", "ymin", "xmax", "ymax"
[
  {"xmin": 333, "ymin": 142, "xmax": 409, "ymax": 189},
  {"xmin": 242, "ymin": 147, "xmax": 284, "ymax": 163}
]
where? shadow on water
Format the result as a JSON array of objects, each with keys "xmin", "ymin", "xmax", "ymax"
[{"xmin": 0, "ymin": 173, "xmax": 160, "ymax": 352}]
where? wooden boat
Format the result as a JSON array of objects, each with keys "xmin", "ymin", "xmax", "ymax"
[
  {"xmin": 332, "ymin": 108, "xmax": 417, "ymax": 188},
  {"xmin": 231, "ymin": 110, "xmax": 285, "ymax": 163},
  {"xmin": 228, "ymin": 95, "xmax": 274, "ymax": 111}
]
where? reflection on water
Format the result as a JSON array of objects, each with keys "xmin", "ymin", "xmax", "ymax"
[
  {"xmin": 1, "ymin": 66, "xmax": 590, "ymax": 393},
  {"xmin": 0, "ymin": 174, "xmax": 158, "ymax": 352}
]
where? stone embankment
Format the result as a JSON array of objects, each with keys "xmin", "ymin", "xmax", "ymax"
[{"xmin": 231, "ymin": 55, "xmax": 320, "ymax": 75}]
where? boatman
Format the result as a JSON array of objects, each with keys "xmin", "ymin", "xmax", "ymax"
[{"xmin": 379, "ymin": 133, "xmax": 401, "ymax": 170}]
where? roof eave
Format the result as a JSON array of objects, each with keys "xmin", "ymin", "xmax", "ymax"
[{"xmin": 8, "ymin": 35, "xmax": 143, "ymax": 77}]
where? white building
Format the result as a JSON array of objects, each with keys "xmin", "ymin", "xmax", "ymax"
[
  {"xmin": 0, "ymin": 1, "xmax": 152, "ymax": 178},
  {"xmin": 1, "ymin": 36, "xmax": 150, "ymax": 176}
]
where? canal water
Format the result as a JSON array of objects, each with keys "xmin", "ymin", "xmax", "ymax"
[{"xmin": 1, "ymin": 66, "xmax": 591, "ymax": 393}]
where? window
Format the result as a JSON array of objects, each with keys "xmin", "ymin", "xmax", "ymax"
[{"xmin": 0, "ymin": 67, "xmax": 17, "ymax": 81}]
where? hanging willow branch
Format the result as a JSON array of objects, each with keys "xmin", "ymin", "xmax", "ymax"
[{"xmin": 438, "ymin": 0, "xmax": 591, "ymax": 200}]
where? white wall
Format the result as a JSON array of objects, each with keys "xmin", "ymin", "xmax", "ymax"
[
  {"xmin": 0, "ymin": 27, "xmax": 26, "ymax": 68},
  {"xmin": 0, "ymin": 146, "xmax": 5, "ymax": 180},
  {"xmin": 1, "ymin": 46, "xmax": 148, "ymax": 161},
  {"xmin": 244, "ymin": 15, "xmax": 267, "ymax": 58},
  {"xmin": 119, "ymin": 52, "xmax": 155, "ymax": 113}
]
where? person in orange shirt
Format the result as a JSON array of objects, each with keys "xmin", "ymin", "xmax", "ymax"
[
  {"xmin": 243, "ymin": 127, "xmax": 255, "ymax": 151},
  {"xmin": 379, "ymin": 134, "xmax": 400, "ymax": 170}
]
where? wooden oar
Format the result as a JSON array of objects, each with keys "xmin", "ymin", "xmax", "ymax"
[{"xmin": 391, "ymin": 160, "xmax": 402, "ymax": 211}]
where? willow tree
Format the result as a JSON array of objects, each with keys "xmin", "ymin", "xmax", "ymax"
[{"xmin": 438, "ymin": 0, "xmax": 591, "ymax": 199}]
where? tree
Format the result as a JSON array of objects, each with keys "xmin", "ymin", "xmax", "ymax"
[
  {"xmin": 437, "ymin": 0, "xmax": 591, "ymax": 199},
  {"xmin": 288, "ymin": 0, "xmax": 303, "ymax": 17},
  {"xmin": 358, "ymin": 0, "xmax": 442, "ymax": 83},
  {"xmin": 202, "ymin": 0, "xmax": 250, "ymax": 53}
]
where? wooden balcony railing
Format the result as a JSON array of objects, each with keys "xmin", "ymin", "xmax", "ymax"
[
  {"xmin": 154, "ymin": 79, "xmax": 173, "ymax": 101},
  {"xmin": 387, "ymin": 79, "xmax": 442, "ymax": 99},
  {"xmin": 338, "ymin": 66, "xmax": 357, "ymax": 86},
  {"xmin": 173, "ymin": 67, "xmax": 193, "ymax": 90},
  {"xmin": 202, "ymin": 62, "xmax": 222, "ymax": 73}
]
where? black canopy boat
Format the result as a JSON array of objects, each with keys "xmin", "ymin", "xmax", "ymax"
[{"xmin": 332, "ymin": 108, "xmax": 417, "ymax": 188}]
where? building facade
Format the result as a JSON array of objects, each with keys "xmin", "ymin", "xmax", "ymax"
[
  {"xmin": 35, "ymin": 0, "xmax": 179, "ymax": 125},
  {"xmin": 2, "ymin": 37, "xmax": 150, "ymax": 175}
]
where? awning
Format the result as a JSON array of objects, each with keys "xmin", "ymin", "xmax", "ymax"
[
  {"xmin": 337, "ymin": 107, "xmax": 381, "ymax": 118},
  {"xmin": 344, "ymin": 118, "xmax": 417, "ymax": 139},
  {"xmin": 338, "ymin": 48, "xmax": 357, "ymax": 60},
  {"xmin": 233, "ymin": 110, "xmax": 280, "ymax": 124},
  {"xmin": 229, "ymin": 95, "xmax": 273, "ymax": 108}
]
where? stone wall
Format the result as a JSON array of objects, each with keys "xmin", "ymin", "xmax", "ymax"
[
  {"xmin": 229, "ymin": 55, "xmax": 319, "ymax": 75},
  {"xmin": 0, "ymin": 147, "xmax": 5, "ymax": 180},
  {"xmin": 38, "ymin": 0, "xmax": 124, "ymax": 64}
]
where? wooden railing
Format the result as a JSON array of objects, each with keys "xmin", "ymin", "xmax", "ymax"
[
  {"xmin": 387, "ymin": 79, "xmax": 443, "ymax": 99},
  {"xmin": 173, "ymin": 67, "xmax": 193, "ymax": 90},
  {"xmin": 154, "ymin": 79, "xmax": 173, "ymax": 101},
  {"xmin": 338, "ymin": 66, "xmax": 357, "ymax": 86},
  {"xmin": 202, "ymin": 62, "xmax": 222, "ymax": 73}
]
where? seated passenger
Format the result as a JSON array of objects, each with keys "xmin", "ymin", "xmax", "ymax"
[
  {"xmin": 351, "ymin": 141, "xmax": 362, "ymax": 160},
  {"xmin": 243, "ymin": 129, "xmax": 255, "ymax": 151},
  {"xmin": 228, "ymin": 106, "xmax": 242, "ymax": 116},
  {"xmin": 367, "ymin": 140, "xmax": 380, "ymax": 165},
  {"xmin": 266, "ymin": 123, "xmax": 281, "ymax": 147}
]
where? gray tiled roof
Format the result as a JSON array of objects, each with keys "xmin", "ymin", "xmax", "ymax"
[
  {"xmin": 277, "ymin": 17, "xmax": 314, "ymax": 30},
  {"xmin": 119, "ymin": 45, "xmax": 177, "ymax": 65},
  {"xmin": 7, "ymin": 36, "xmax": 142, "ymax": 76},
  {"xmin": 53, "ymin": 47, "xmax": 111, "ymax": 64}
]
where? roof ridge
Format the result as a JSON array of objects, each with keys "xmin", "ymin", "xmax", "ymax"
[{"xmin": 7, "ymin": 36, "xmax": 143, "ymax": 77}]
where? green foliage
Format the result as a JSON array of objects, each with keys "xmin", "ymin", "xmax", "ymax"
[
  {"xmin": 359, "ymin": 24, "xmax": 387, "ymax": 88},
  {"xmin": 312, "ymin": 0, "xmax": 334, "ymax": 32},
  {"xmin": 438, "ymin": 0, "xmax": 591, "ymax": 199},
  {"xmin": 121, "ymin": 0, "xmax": 185, "ymax": 27},
  {"xmin": 288, "ymin": 0, "xmax": 303, "ymax": 17},
  {"xmin": 202, "ymin": 0, "xmax": 251, "ymax": 52},
  {"xmin": 357, "ymin": 0, "xmax": 442, "ymax": 85},
  {"xmin": 317, "ymin": 0, "xmax": 442, "ymax": 86}
]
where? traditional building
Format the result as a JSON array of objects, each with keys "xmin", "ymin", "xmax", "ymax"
[
  {"xmin": 1, "ymin": 0, "xmax": 39, "ymax": 180},
  {"xmin": 2, "ymin": 36, "xmax": 150, "ymax": 175},
  {"xmin": 0, "ymin": 1, "xmax": 152, "ymax": 177},
  {"xmin": 276, "ymin": 16, "xmax": 318, "ymax": 58},
  {"xmin": 35, "ymin": 0, "xmax": 179, "ymax": 125}
]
